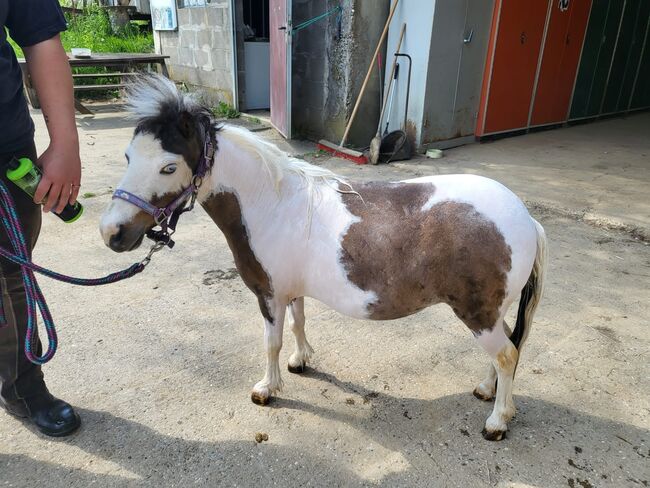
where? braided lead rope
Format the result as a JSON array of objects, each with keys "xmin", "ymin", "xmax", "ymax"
[{"xmin": 0, "ymin": 181, "xmax": 149, "ymax": 365}]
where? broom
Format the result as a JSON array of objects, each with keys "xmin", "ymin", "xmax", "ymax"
[
  {"xmin": 319, "ymin": 0, "xmax": 400, "ymax": 164},
  {"xmin": 369, "ymin": 22, "xmax": 406, "ymax": 165}
]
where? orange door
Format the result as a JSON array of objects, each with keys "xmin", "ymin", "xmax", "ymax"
[
  {"xmin": 531, "ymin": 0, "xmax": 592, "ymax": 126},
  {"xmin": 477, "ymin": 0, "xmax": 550, "ymax": 135}
]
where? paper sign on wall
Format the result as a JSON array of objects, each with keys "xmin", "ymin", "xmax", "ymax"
[{"xmin": 151, "ymin": 0, "xmax": 178, "ymax": 30}]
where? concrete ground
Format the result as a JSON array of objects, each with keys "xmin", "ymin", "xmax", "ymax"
[{"xmin": 1, "ymin": 106, "xmax": 648, "ymax": 488}]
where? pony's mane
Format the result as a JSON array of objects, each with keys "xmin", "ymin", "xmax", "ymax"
[
  {"xmin": 125, "ymin": 74, "xmax": 351, "ymax": 197},
  {"xmin": 125, "ymin": 74, "xmax": 204, "ymax": 122},
  {"xmin": 220, "ymin": 125, "xmax": 348, "ymax": 192}
]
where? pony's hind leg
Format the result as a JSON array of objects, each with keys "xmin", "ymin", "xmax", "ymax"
[
  {"xmin": 251, "ymin": 302, "xmax": 286, "ymax": 406},
  {"xmin": 473, "ymin": 364, "xmax": 498, "ymax": 402},
  {"xmin": 473, "ymin": 321, "xmax": 512, "ymax": 402},
  {"xmin": 287, "ymin": 297, "xmax": 314, "ymax": 374},
  {"xmin": 475, "ymin": 320, "xmax": 518, "ymax": 441}
]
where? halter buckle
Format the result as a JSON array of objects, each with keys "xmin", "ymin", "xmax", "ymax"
[{"xmin": 153, "ymin": 208, "xmax": 171, "ymax": 226}]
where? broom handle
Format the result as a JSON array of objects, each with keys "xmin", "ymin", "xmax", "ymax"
[
  {"xmin": 339, "ymin": 0, "xmax": 400, "ymax": 148},
  {"xmin": 376, "ymin": 23, "xmax": 406, "ymax": 135}
]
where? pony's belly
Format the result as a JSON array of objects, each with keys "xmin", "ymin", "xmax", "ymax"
[{"xmin": 306, "ymin": 281, "xmax": 376, "ymax": 320}]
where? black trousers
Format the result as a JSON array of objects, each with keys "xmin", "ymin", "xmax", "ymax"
[{"xmin": 0, "ymin": 142, "xmax": 45, "ymax": 407}]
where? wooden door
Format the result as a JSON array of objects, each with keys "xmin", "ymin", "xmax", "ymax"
[
  {"xmin": 530, "ymin": 0, "xmax": 592, "ymax": 126},
  {"xmin": 477, "ymin": 0, "xmax": 550, "ymax": 135},
  {"xmin": 270, "ymin": 0, "xmax": 291, "ymax": 138}
]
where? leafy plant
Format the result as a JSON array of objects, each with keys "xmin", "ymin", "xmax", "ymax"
[{"xmin": 212, "ymin": 102, "xmax": 241, "ymax": 119}]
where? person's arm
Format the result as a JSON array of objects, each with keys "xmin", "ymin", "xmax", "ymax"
[{"xmin": 22, "ymin": 35, "xmax": 81, "ymax": 213}]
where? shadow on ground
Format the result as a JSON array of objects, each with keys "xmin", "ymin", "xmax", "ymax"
[{"xmin": 3, "ymin": 370, "xmax": 648, "ymax": 487}]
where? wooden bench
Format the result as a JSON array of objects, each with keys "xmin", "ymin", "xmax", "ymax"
[{"xmin": 18, "ymin": 53, "xmax": 170, "ymax": 115}]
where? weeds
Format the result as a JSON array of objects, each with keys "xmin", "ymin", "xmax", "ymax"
[{"xmin": 212, "ymin": 102, "xmax": 241, "ymax": 119}]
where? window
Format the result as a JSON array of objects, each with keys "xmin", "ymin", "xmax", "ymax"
[{"xmin": 243, "ymin": 0, "xmax": 270, "ymax": 40}]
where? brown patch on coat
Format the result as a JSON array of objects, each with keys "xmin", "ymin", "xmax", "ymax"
[
  {"xmin": 341, "ymin": 182, "xmax": 512, "ymax": 331},
  {"xmin": 496, "ymin": 344, "xmax": 518, "ymax": 372},
  {"xmin": 202, "ymin": 191, "xmax": 274, "ymax": 322}
]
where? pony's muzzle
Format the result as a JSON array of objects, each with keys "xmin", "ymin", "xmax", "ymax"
[
  {"xmin": 106, "ymin": 224, "xmax": 145, "ymax": 253},
  {"xmin": 100, "ymin": 217, "xmax": 145, "ymax": 253}
]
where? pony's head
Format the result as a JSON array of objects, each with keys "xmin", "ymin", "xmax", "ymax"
[{"xmin": 100, "ymin": 75, "xmax": 215, "ymax": 252}]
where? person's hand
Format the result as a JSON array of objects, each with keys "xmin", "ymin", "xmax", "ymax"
[{"xmin": 34, "ymin": 141, "xmax": 82, "ymax": 214}]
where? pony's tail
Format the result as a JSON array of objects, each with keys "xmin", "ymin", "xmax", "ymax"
[{"xmin": 511, "ymin": 219, "xmax": 548, "ymax": 353}]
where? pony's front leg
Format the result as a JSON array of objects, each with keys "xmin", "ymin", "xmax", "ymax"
[
  {"xmin": 475, "ymin": 320, "xmax": 518, "ymax": 441},
  {"xmin": 287, "ymin": 297, "xmax": 314, "ymax": 374},
  {"xmin": 251, "ymin": 301, "xmax": 286, "ymax": 406}
]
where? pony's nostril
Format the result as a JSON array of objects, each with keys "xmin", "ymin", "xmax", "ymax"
[{"xmin": 109, "ymin": 225, "xmax": 124, "ymax": 249}]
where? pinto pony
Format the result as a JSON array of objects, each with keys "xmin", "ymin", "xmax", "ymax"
[{"xmin": 100, "ymin": 76, "xmax": 547, "ymax": 440}]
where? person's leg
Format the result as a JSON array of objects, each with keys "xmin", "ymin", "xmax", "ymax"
[
  {"xmin": 0, "ymin": 142, "xmax": 80, "ymax": 436},
  {"xmin": 0, "ymin": 142, "xmax": 45, "ymax": 407}
]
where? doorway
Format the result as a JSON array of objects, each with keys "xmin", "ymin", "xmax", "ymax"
[
  {"xmin": 233, "ymin": 0, "xmax": 291, "ymax": 137},
  {"xmin": 236, "ymin": 0, "xmax": 271, "ymax": 111}
]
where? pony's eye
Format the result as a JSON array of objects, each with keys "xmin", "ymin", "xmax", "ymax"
[{"xmin": 160, "ymin": 163, "xmax": 177, "ymax": 175}]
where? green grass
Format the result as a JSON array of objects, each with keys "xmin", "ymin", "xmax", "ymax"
[
  {"xmin": 298, "ymin": 149, "xmax": 330, "ymax": 160},
  {"xmin": 8, "ymin": 6, "xmax": 153, "ymax": 57},
  {"xmin": 212, "ymin": 102, "xmax": 241, "ymax": 119},
  {"xmin": 8, "ymin": 5, "xmax": 154, "ymax": 99}
]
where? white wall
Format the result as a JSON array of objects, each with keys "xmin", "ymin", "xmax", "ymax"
[{"xmin": 383, "ymin": 0, "xmax": 436, "ymax": 145}]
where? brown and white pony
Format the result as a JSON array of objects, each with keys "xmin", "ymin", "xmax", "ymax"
[{"xmin": 100, "ymin": 76, "xmax": 547, "ymax": 440}]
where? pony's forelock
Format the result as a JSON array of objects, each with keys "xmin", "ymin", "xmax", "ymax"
[{"xmin": 125, "ymin": 74, "xmax": 200, "ymax": 122}]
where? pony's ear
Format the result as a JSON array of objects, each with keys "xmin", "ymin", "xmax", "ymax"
[{"xmin": 178, "ymin": 111, "xmax": 196, "ymax": 139}]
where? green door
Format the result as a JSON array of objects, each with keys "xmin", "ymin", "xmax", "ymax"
[
  {"xmin": 631, "ymin": 18, "xmax": 650, "ymax": 110},
  {"xmin": 602, "ymin": 0, "xmax": 641, "ymax": 114},
  {"xmin": 586, "ymin": 0, "xmax": 625, "ymax": 116},
  {"xmin": 616, "ymin": 1, "xmax": 650, "ymax": 112},
  {"xmin": 571, "ymin": 0, "xmax": 608, "ymax": 119}
]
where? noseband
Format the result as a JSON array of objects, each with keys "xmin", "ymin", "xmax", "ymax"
[{"xmin": 112, "ymin": 130, "xmax": 215, "ymax": 250}]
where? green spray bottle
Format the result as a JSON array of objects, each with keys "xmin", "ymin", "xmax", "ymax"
[{"xmin": 6, "ymin": 157, "xmax": 83, "ymax": 223}]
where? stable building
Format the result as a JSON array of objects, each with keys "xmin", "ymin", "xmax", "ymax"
[{"xmin": 151, "ymin": 0, "xmax": 650, "ymax": 151}]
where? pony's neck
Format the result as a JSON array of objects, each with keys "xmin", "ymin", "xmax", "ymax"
[{"xmin": 199, "ymin": 129, "xmax": 290, "ymax": 211}]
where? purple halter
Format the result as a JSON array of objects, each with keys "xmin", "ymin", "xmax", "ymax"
[{"xmin": 112, "ymin": 134, "xmax": 215, "ymax": 249}]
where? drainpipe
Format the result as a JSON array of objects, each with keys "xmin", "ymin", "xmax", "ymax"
[{"xmin": 229, "ymin": 0, "xmax": 239, "ymax": 110}]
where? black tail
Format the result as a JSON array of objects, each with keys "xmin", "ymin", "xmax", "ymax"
[
  {"xmin": 511, "ymin": 278, "xmax": 534, "ymax": 349},
  {"xmin": 510, "ymin": 219, "xmax": 547, "ymax": 352}
]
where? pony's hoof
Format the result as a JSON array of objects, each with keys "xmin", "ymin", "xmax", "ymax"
[
  {"xmin": 473, "ymin": 386, "xmax": 495, "ymax": 402},
  {"xmin": 251, "ymin": 391, "xmax": 271, "ymax": 406},
  {"xmin": 482, "ymin": 428, "xmax": 507, "ymax": 441},
  {"xmin": 287, "ymin": 362, "xmax": 306, "ymax": 374}
]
